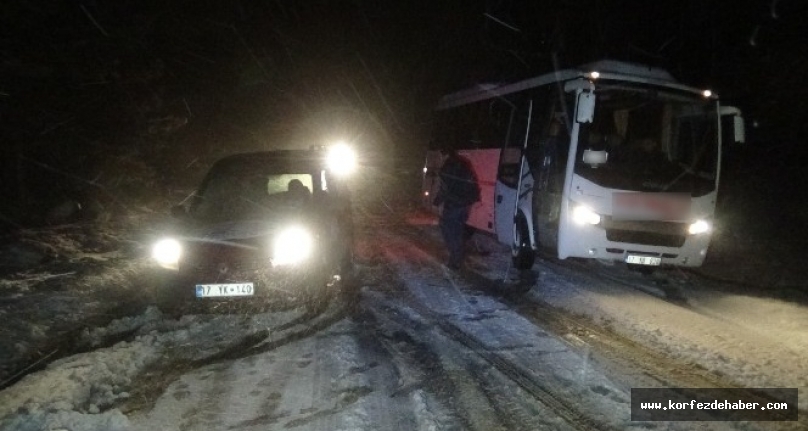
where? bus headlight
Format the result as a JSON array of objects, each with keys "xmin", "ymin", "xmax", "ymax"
[
  {"xmin": 572, "ymin": 205, "xmax": 601, "ymax": 225},
  {"xmin": 272, "ymin": 226, "xmax": 314, "ymax": 266},
  {"xmin": 688, "ymin": 220, "xmax": 711, "ymax": 235},
  {"xmin": 152, "ymin": 238, "xmax": 182, "ymax": 270}
]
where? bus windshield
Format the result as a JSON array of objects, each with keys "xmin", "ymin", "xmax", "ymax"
[{"xmin": 574, "ymin": 86, "xmax": 719, "ymax": 197}]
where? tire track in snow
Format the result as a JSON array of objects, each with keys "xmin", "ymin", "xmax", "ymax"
[{"xmin": 375, "ymin": 229, "xmax": 622, "ymax": 431}]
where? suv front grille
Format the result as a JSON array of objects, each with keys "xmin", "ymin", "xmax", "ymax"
[{"xmin": 181, "ymin": 241, "xmax": 268, "ymax": 273}]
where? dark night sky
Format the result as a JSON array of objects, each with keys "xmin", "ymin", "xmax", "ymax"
[{"xmin": 0, "ymin": 0, "xmax": 806, "ymax": 225}]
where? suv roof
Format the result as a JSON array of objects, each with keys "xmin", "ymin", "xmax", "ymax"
[{"xmin": 209, "ymin": 150, "xmax": 328, "ymax": 174}]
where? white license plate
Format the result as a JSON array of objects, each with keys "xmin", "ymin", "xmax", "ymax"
[
  {"xmin": 196, "ymin": 283, "xmax": 254, "ymax": 298},
  {"xmin": 626, "ymin": 255, "xmax": 661, "ymax": 266}
]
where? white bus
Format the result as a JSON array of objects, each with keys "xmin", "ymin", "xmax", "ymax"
[{"xmin": 423, "ymin": 60, "xmax": 745, "ymax": 270}]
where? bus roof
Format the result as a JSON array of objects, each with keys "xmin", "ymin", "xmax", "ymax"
[{"xmin": 437, "ymin": 60, "xmax": 710, "ymax": 110}]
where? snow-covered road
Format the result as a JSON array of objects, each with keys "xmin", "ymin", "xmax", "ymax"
[{"xmin": 1, "ymin": 178, "xmax": 806, "ymax": 430}]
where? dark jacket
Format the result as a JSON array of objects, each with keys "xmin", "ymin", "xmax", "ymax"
[{"xmin": 435, "ymin": 155, "xmax": 480, "ymax": 209}]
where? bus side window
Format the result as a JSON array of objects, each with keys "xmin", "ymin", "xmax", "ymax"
[
  {"xmin": 497, "ymin": 98, "xmax": 527, "ymax": 188},
  {"xmin": 538, "ymin": 120, "xmax": 569, "ymax": 193},
  {"xmin": 532, "ymin": 99, "xmax": 571, "ymax": 193},
  {"xmin": 497, "ymin": 147, "xmax": 521, "ymax": 188}
]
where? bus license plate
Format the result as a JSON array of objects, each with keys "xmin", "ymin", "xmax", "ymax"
[
  {"xmin": 196, "ymin": 283, "xmax": 254, "ymax": 298},
  {"xmin": 626, "ymin": 255, "xmax": 661, "ymax": 266}
]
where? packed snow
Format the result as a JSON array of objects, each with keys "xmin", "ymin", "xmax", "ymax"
[{"xmin": 1, "ymin": 206, "xmax": 805, "ymax": 430}]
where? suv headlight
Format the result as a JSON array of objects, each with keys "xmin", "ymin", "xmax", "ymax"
[
  {"xmin": 273, "ymin": 227, "xmax": 314, "ymax": 266},
  {"xmin": 152, "ymin": 238, "xmax": 182, "ymax": 270}
]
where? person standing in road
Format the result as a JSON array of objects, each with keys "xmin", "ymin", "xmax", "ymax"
[{"xmin": 433, "ymin": 149, "xmax": 480, "ymax": 270}]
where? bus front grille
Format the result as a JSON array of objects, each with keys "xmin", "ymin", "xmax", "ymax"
[
  {"xmin": 603, "ymin": 218, "xmax": 687, "ymax": 247},
  {"xmin": 606, "ymin": 230, "xmax": 686, "ymax": 247}
]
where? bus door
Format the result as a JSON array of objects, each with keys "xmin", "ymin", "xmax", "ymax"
[
  {"xmin": 532, "ymin": 107, "xmax": 572, "ymax": 252},
  {"xmin": 494, "ymin": 146, "xmax": 522, "ymax": 242},
  {"xmin": 494, "ymin": 100, "xmax": 533, "ymax": 245}
]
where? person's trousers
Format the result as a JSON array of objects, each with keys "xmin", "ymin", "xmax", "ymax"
[{"xmin": 439, "ymin": 205, "xmax": 470, "ymax": 268}]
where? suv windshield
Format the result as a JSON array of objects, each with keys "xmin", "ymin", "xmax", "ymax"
[
  {"xmin": 574, "ymin": 85, "xmax": 719, "ymax": 197},
  {"xmin": 190, "ymin": 169, "xmax": 315, "ymax": 222}
]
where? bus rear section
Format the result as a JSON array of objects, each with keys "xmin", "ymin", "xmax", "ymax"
[{"xmin": 422, "ymin": 148, "xmax": 499, "ymax": 234}]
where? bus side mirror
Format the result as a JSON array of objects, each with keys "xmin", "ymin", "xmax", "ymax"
[
  {"xmin": 576, "ymin": 92, "xmax": 595, "ymax": 123},
  {"xmin": 720, "ymin": 106, "xmax": 745, "ymax": 144},
  {"xmin": 733, "ymin": 116, "xmax": 746, "ymax": 144}
]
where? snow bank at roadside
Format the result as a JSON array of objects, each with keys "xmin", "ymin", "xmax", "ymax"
[
  {"xmin": 0, "ymin": 340, "xmax": 153, "ymax": 430},
  {"xmin": 0, "ymin": 305, "xmax": 303, "ymax": 431},
  {"xmin": 463, "ymin": 231, "xmax": 808, "ymax": 411},
  {"xmin": 1, "ymin": 405, "xmax": 132, "ymax": 431},
  {"xmin": 537, "ymin": 271, "xmax": 808, "ymax": 391},
  {"xmin": 1, "ymin": 336, "xmax": 158, "ymax": 418},
  {"xmin": 0, "ymin": 308, "xmax": 167, "ymax": 431}
]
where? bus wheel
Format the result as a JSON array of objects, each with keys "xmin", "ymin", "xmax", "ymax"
[{"xmin": 512, "ymin": 214, "xmax": 535, "ymax": 270}]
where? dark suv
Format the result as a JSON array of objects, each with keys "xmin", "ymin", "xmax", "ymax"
[{"xmin": 151, "ymin": 149, "xmax": 354, "ymax": 311}]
